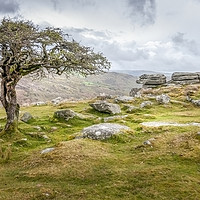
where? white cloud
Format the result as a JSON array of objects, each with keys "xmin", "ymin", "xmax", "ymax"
[{"xmin": 1, "ymin": 0, "xmax": 200, "ymax": 72}]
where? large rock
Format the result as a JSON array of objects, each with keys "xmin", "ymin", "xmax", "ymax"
[
  {"xmin": 82, "ymin": 123, "xmax": 130, "ymax": 140},
  {"xmin": 136, "ymin": 74, "xmax": 166, "ymax": 88},
  {"xmin": 54, "ymin": 109, "xmax": 77, "ymax": 121},
  {"xmin": 90, "ymin": 101, "xmax": 121, "ymax": 114},
  {"xmin": 171, "ymin": 72, "xmax": 200, "ymax": 85},
  {"xmin": 21, "ymin": 112, "xmax": 33, "ymax": 123}
]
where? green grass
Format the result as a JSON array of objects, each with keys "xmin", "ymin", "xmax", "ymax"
[{"xmin": 1, "ymin": 85, "xmax": 200, "ymax": 199}]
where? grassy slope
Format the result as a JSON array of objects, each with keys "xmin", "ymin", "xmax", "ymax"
[{"xmin": 0, "ymin": 85, "xmax": 200, "ymax": 199}]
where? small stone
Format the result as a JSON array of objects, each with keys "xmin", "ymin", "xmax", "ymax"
[
  {"xmin": 41, "ymin": 147, "xmax": 55, "ymax": 154},
  {"xmin": 20, "ymin": 112, "xmax": 33, "ymax": 123},
  {"xmin": 140, "ymin": 101, "xmax": 153, "ymax": 108},
  {"xmin": 197, "ymin": 132, "xmax": 200, "ymax": 136},
  {"xmin": 33, "ymin": 126, "xmax": 42, "ymax": 131},
  {"xmin": 143, "ymin": 140, "xmax": 152, "ymax": 145},
  {"xmin": 156, "ymin": 94, "xmax": 170, "ymax": 104},
  {"xmin": 51, "ymin": 127, "xmax": 58, "ymax": 131},
  {"xmin": 42, "ymin": 135, "xmax": 50, "ymax": 140}
]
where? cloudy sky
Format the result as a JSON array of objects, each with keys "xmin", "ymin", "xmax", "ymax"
[{"xmin": 1, "ymin": 0, "xmax": 200, "ymax": 72}]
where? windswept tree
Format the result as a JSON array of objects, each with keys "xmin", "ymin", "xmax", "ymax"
[{"xmin": 0, "ymin": 18, "xmax": 110, "ymax": 134}]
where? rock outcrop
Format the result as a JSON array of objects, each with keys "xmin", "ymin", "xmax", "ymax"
[
  {"xmin": 171, "ymin": 72, "xmax": 200, "ymax": 85},
  {"xmin": 82, "ymin": 123, "xmax": 130, "ymax": 140},
  {"xmin": 136, "ymin": 74, "xmax": 166, "ymax": 88},
  {"xmin": 90, "ymin": 101, "xmax": 121, "ymax": 114}
]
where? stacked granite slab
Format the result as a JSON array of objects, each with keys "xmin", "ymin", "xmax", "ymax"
[
  {"xmin": 136, "ymin": 74, "xmax": 167, "ymax": 88},
  {"xmin": 171, "ymin": 72, "xmax": 200, "ymax": 85}
]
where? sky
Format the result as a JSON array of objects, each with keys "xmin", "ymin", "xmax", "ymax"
[{"xmin": 1, "ymin": 0, "xmax": 200, "ymax": 72}]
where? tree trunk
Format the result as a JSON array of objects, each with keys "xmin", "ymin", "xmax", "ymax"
[{"xmin": 1, "ymin": 77, "xmax": 20, "ymax": 134}]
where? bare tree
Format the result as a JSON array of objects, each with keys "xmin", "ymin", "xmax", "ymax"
[{"xmin": 0, "ymin": 18, "xmax": 110, "ymax": 134}]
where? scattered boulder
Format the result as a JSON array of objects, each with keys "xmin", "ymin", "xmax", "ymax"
[
  {"xmin": 82, "ymin": 123, "xmax": 130, "ymax": 140},
  {"xmin": 115, "ymin": 96, "xmax": 134, "ymax": 103},
  {"xmin": 129, "ymin": 88, "xmax": 141, "ymax": 97},
  {"xmin": 171, "ymin": 72, "xmax": 200, "ymax": 85},
  {"xmin": 54, "ymin": 109, "xmax": 77, "ymax": 121},
  {"xmin": 156, "ymin": 94, "xmax": 170, "ymax": 104},
  {"xmin": 90, "ymin": 101, "xmax": 121, "ymax": 114},
  {"xmin": 20, "ymin": 112, "xmax": 33, "ymax": 123},
  {"xmin": 140, "ymin": 101, "xmax": 153, "ymax": 108},
  {"xmin": 136, "ymin": 74, "xmax": 166, "ymax": 88}
]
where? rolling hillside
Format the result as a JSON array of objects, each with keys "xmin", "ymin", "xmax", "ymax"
[{"xmin": 16, "ymin": 72, "xmax": 139, "ymax": 104}]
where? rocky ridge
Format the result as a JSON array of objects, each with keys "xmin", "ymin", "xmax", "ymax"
[{"xmin": 136, "ymin": 72, "xmax": 200, "ymax": 88}]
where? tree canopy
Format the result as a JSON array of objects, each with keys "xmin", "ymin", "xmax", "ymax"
[{"xmin": 0, "ymin": 18, "xmax": 110, "ymax": 134}]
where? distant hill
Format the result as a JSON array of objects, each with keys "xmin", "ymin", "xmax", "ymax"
[
  {"xmin": 112, "ymin": 70, "xmax": 172, "ymax": 78},
  {"xmin": 16, "ymin": 72, "xmax": 139, "ymax": 104}
]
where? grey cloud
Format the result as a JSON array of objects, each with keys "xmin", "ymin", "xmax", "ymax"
[
  {"xmin": 0, "ymin": 0, "xmax": 19, "ymax": 13},
  {"xmin": 62, "ymin": 27, "xmax": 200, "ymax": 72},
  {"xmin": 51, "ymin": 0, "xmax": 58, "ymax": 10},
  {"xmin": 62, "ymin": 27, "xmax": 149, "ymax": 63},
  {"xmin": 127, "ymin": 0, "xmax": 156, "ymax": 25},
  {"xmin": 172, "ymin": 32, "xmax": 200, "ymax": 56},
  {"xmin": 51, "ymin": 0, "xmax": 95, "ymax": 11},
  {"xmin": 72, "ymin": 0, "xmax": 96, "ymax": 6}
]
